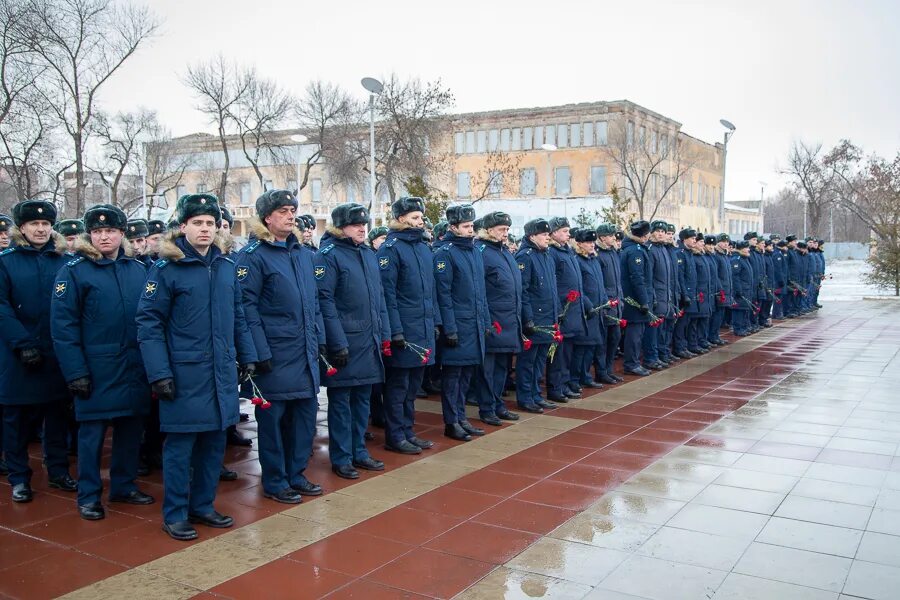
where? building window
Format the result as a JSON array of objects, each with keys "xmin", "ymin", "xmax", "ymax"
[
  {"xmin": 534, "ymin": 126, "xmax": 544, "ymax": 148},
  {"xmin": 626, "ymin": 121, "xmax": 634, "ymax": 146},
  {"xmin": 263, "ymin": 179, "xmax": 274, "ymax": 191},
  {"xmin": 570, "ymin": 123, "xmax": 581, "ymax": 147},
  {"xmin": 557, "ymin": 124, "xmax": 568, "ymax": 148},
  {"xmin": 650, "ymin": 130, "xmax": 658, "ymax": 154},
  {"xmin": 488, "ymin": 171, "xmax": 502, "ymax": 196},
  {"xmin": 545, "ymin": 124, "xmax": 556, "ymax": 147},
  {"xmin": 660, "ymin": 134, "xmax": 668, "ymax": 155},
  {"xmin": 176, "ymin": 185, "xmax": 187, "ymax": 199},
  {"xmin": 456, "ymin": 172, "xmax": 471, "ymax": 198},
  {"xmin": 500, "ymin": 129, "xmax": 511, "ymax": 151},
  {"xmin": 583, "ymin": 122, "xmax": 594, "ymax": 146},
  {"xmin": 511, "ymin": 128, "xmax": 521, "ymax": 151},
  {"xmin": 196, "ymin": 183, "xmax": 207, "ymax": 193},
  {"xmin": 347, "ymin": 185, "xmax": 356, "ymax": 203},
  {"xmin": 476, "ymin": 130, "xmax": 487, "ymax": 153},
  {"xmin": 590, "ymin": 166, "xmax": 607, "ymax": 194},
  {"xmin": 688, "ymin": 181, "xmax": 694, "ymax": 205},
  {"xmin": 555, "ymin": 166, "xmax": 571, "ymax": 196},
  {"xmin": 311, "ymin": 178, "xmax": 322, "ymax": 202},
  {"xmin": 597, "ymin": 121, "xmax": 608, "ymax": 145},
  {"xmin": 465, "ymin": 131, "xmax": 475, "ymax": 153},
  {"xmin": 522, "ymin": 127, "xmax": 533, "ymax": 150},
  {"xmin": 519, "ymin": 168, "xmax": 536, "ymax": 196},
  {"xmin": 454, "ymin": 132, "xmax": 465, "ymax": 154},
  {"xmin": 488, "ymin": 129, "xmax": 499, "ymax": 152},
  {"xmin": 639, "ymin": 126, "xmax": 646, "ymax": 147},
  {"xmin": 240, "ymin": 182, "xmax": 251, "ymax": 205}
]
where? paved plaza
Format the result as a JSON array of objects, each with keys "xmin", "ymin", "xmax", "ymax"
[{"xmin": 2, "ymin": 302, "xmax": 900, "ymax": 599}]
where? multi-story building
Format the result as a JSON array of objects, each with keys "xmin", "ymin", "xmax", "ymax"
[{"xmin": 154, "ymin": 100, "xmax": 728, "ymax": 239}]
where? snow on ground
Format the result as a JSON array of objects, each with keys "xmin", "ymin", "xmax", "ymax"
[{"xmin": 819, "ymin": 259, "xmax": 899, "ymax": 302}]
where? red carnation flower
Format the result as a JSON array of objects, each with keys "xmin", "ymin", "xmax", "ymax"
[
  {"xmin": 523, "ymin": 338, "xmax": 532, "ymax": 351},
  {"xmin": 492, "ymin": 321, "xmax": 502, "ymax": 334},
  {"xmin": 698, "ymin": 291, "xmax": 705, "ymax": 303},
  {"xmin": 381, "ymin": 340, "xmax": 392, "ymax": 357},
  {"xmin": 619, "ymin": 319, "xmax": 627, "ymax": 328},
  {"xmin": 326, "ymin": 367, "xmax": 337, "ymax": 376},
  {"xmin": 421, "ymin": 357, "xmax": 428, "ymax": 364},
  {"xmin": 609, "ymin": 299, "xmax": 619, "ymax": 307},
  {"xmin": 566, "ymin": 290, "xmax": 580, "ymax": 303},
  {"xmin": 552, "ymin": 323, "xmax": 560, "ymax": 331}
]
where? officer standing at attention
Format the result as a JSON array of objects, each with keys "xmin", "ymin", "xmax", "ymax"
[
  {"xmin": 0, "ymin": 200, "xmax": 77, "ymax": 503},
  {"xmin": 0, "ymin": 214, "xmax": 12, "ymax": 249},
  {"xmin": 673, "ymin": 228, "xmax": 698, "ymax": 359},
  {"xmin": 51, "ymin": 204, "xmax": 155, "ymax": 520},
  {"xmin": 643, "ymin": 221, "xmax": 675, "ymax": 370},
  {"xmin": 730, "ymin": 241, "xmax": 754, "ymax": 336},
  {"xmin": 55, "ymin": 219, "xmax": 85, "ymax": 253},
  {"xmin": 710, "ymin": 233, "xmax": 733, "ymax": 345},
  {"xmin": 594, "ymin": 224, "xmax": 624, "ymax": 384},
  {"xmin": 146, "ymin": 220, "xmax": 167, "ymax": 258},
  {"xmin": 659, "ymin": 223, "xmax": 682, "ymax": 366},
  {"xmin": 314, "ymin": 203, "xmax": 390, "ymax": 479},
  {"xmin": 236, "ymin": 190, "xmax": 324, "ymax": 503},
  {"xmin": 619, "ymin": 220, "xmax": 654, "ymax": 376},
  {"xmin": 126, "ymin": 219, "xmax": 150, "ymax": 258},
  {"xmin": 474, "ymin": 211, "xmax": 522, "ymax": 426},
  {"xmin": 433, "ymin": 204, "xmax": 490, "ymax": 441},
  {"xmin": 377, "ymin": 197, "xmax": 439, "ymax": 455},
  {"xmin": 366, "ymin": 226, "xmax": 389, "ymax": 251},
  {"xmin": 572, "ymin": 228, "xmax": 607, "ymax": 388},
  {"xmin": 136, "ymin": 194, "xmax": 258, "ymax": 540}
]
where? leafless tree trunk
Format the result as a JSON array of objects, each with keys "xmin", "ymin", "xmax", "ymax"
[
  {"xmin": 142, "ymin": 125, "xmax": 193, "ymax": 219},
  {"xmin": 89, "ymin": 107, "xmax": 156, "ymax": 211},
  {"xmin": 294, "ymin": 80, "xmax": 354, "ymax": 192},
  {"xmin": 469, "ymin": 148, "xmax": 523, "ymax": 202},
  {"xmin": 779, "ymin": 140, "xmax": 835, "ymax": 236}
]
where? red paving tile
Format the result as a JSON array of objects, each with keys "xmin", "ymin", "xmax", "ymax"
[
  {"xmin": 402, "ymin": 487, "xmax": 502, "ymax": 520},
  {"xmin": 423, "ymin": 521, "xmax": 539, "ymax": 564},
  {"xmin": 323, "ymin": 579, "xmax": 431, "ymax": 599},
  {"xmin": 549, "ymin": 463, "xmax": 632, "ymax": 489},
  {"xmin": 352, "ymin": 507, "xmax": 463, "ymax": 546},
  {"xmin": 0, "ymin": 549, "xmax": 126, "ymax": 600},
  {"xmin": 75, "ymin": 520, "xmax": 211, "ymax": 567},
  {"xmin": 514, "ymin": 479, "xmax": 604, "ymax": 511},
  {"xmin": 516, "ymin": 441, "xmax": 596, "ymax": 463},
  {"xmin": 365, "ymin": 548, "xmax": 494, "ymax": 598},
  {"xmin": 448, "ymin": 469, "xmax": 541, "ymax": 497},
  {"xmin": 0, "ymin": 530, "xmax": 62, "ymax": 572},
  {"xmin": 547, "ymin": 430, "xmax": 619, "ymax": 449},
  {"xmin": 603, "ymin": 438, "xmax": 678, "ymax": 457},
  {"xmin": 18, "ymin": 509, "xmax": 146, "ymax": 548},
  {"xmin": 579, "ymin": 450, "xmax": 658, "ymax": 471},
  {"xmin": 488, "ymin": 454, "xmax": 567, "ymax": 478},
  {"xmin": 574, "ymin": 420, "xmax": 640, "ymax": 437},
  {"xmin": 210, "ymin": 558, "xmax": 353, "ymax": 599},
  {"xmin": 473, "ymin": 498, "xmax": 579, "ymax": 535},
  {"xmin": 287, "ymin": 531, "xmax": 413, "ymax": 578}
]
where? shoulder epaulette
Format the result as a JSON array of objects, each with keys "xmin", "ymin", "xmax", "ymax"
[
  {"xmin": 66, "ymin": 256, "xmax": 85, "ymax": 267},
  {"xmin": 526, "ymin": 248, "xmax": 533, "ymax": 255},
  {"xmin": 154, "ymin": 259, "xmax": 169, "ymax": 269},
  {"xmin": 384, "ymin": 238, "xmax": 398, "ymax": 248},
  {"xmin": 0, "ymin": 247, "xmax": 16, "ymax": 257},
  {"xmin": 320, "ymin": 243, "xmax": 334, "ymax": 255},
  {"xmin": 478, "ymin": 244, "xmax": 486, "ymax": 252},
  {"xmin": 245, "ymin": 240, "xmax": 262, "ymax": 253}
]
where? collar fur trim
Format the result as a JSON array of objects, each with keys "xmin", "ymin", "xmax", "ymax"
[{"xmin": 10, "ymin": 227, "xmax": 67, "ymax": 255}]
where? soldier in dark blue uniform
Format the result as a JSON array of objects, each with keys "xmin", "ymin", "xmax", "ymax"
[
  {"xmin": 126, "ymin": 219, "xmax": 150, "ymax": 260},
  {"xmin": 620, "ymin": 221, "xmax": 654, "ymax": 376},
  {"xmin": 55, "ymin": 219, "xmax": 85, "ymax": 254},
  {"xmin": 0, "ymin": 200, "xmax": 77, "ymax": 503},
  {"xmin": 516, "ymin": 219, "xmax": 560, "ymax": 412},
  {"xmin": 236, "ymin": 190, "xmax": 324, "ymax": 503},
  {"xmin": 745, "ymin": 232, "xmax": 765, "ymax": 331},
  {"xmin": 643, "ymin": 221, "xmax": 675, "ymax": 370},
  {"xmin": 299, "ymin": 214, "xmax": 318, "ymax": 251},
  {"xmin": 377, "ymin": 197, "xmax": 439, "ymax": 455},
  {"xmin": 433, "ymin": 204, "xmax": 490, "ymax": 441},
  {"xmin": 146, "ymin": 219, "xmax": 166, "ymax": 257},
  {"xmin": 658, "ymin": 224, "xmax": 681, "ymax": 365},
  {"xmin": 689, "ymin": 233, "xmax": 713, "ymax": 353},
  {"xmin": 761, "ymin": 239, "xmax": 776, "ymax": 326},
  {"xmin": 546, "ymin": 217, "xmax": 590, "ymax": 400},
  {"xmin": 315, "ymin": 203, "xmax": 390, "ymax": 479},
  {"xmin": 594, "ymin": 224, "xmax": 623, "ymax": 384},
  {"xmin": 731, "ymin": 241, "xmax": 754, "ymax": 335},
  {"xmin": 673, "ymin": 228, "xmax": 698, "ymax": 358},
  {"xmin": 366, "ymin": 225, "xmax": 389, "ymax": 251},
  {"xmin": 136, "ymin": 194, "xmax": 258, "ymax": 540},
  {"xmin": 0, "ymin": 214, "xmax": 12, "ymax": 250},
  {"xmin": 572, "ymin": 228, "xmax": 607, "ymax": 388},
  {"xmin": 51, "ymin": 204, "xmax": 155, "ymax": 520},
  {"xmin": 474, "ymin": 211, "xmax": 522, "ymax": 425},
  {"xmin": 709, "ymin": 234, "xmax": 732, "ymax": 345},
  {"xmin": 771, "ymin": 236, "xmax": 787, "ymax": 320}
]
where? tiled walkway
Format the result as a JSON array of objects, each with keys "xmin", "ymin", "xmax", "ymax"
[{"xmin": 3, "ymin": 302, "xmax": 900, "ymax": 599}]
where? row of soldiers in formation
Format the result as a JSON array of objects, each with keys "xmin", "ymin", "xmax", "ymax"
[{"xmin": 0, "ymin": 194, "xmax": 825, "ymax": 542}]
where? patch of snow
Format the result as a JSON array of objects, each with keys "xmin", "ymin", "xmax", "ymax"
[{"xmin": 819, "ymin": 260, "xmax": 898, "ymax": 302}]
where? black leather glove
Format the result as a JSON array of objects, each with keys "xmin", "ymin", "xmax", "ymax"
[
  {"xmin": 585, "ymin": 311, "xmax": 596, "ymax": 321},
  {"xmin": 256, "ymin": 359, "xmax": 273, "ymax": 374},
  {"xmin": 151, "ymin": 378, "xmax": 175, "ymax": 401},
  {"xmin": 329, "ymin": 347, "xmax": 349, "ymax": 367},
  {"xmin": 679, "ymin": 296, "xmax": 691, "ymax": 309},
  {"xmin": 16, "ymin": 347, "xmax": 43, "ymax": 370},
  {"xmin": 639, "ymin": 304, "xmax": 650, "ymax": 314},
  {"xmin": 523, "ymin": 321, "xmax": 536, "ymax": 335},
  {"xmin": 445, "ymin": 333, "xmax": 459, "ymax": 348},
  {"xmin": 68, "ymin": 377, "xmax": 92, "ymax": 399},
  {"xmin": 318, "ymin": 344, "xmax": 327, "ymax": 357},
  {"xmin": 238, "ymin": 362, "xmax": 256, "ymax": 382},
  {"xmin": 390, "ymin": 334, "xmax": 407, "ymax": 350}
]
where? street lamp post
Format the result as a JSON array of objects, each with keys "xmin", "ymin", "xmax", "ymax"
[
  {"xmin": 719, "ymin": 119, "xmax": 736, "ymax": 231},
  {"xmin": 361, "ymin": 77, "xmax": 384, "ymax": 224},
  {"xmin": 759, "ymin": 180, "xmax": 767, "ymax": 234},
  {"xmin": 541, "ymin": 143, "xmax": 557, "ymax": 216},
  {"xmin": 290, "ymin": 134, "xmax": 308, "ymax": 198}
]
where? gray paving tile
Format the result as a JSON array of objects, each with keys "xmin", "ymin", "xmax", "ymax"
[
  {"xmin": 667, "ymin": 503, "xmax": 769, "ymax": 540},
  {"xmin": 733, "ymin": 542, "xmax": 851, "ymax": 592},
  {"xmin": 757, "ymin": 517, "xmax": 863, "ymax": 557},
  {"xmin": 855, "ymin": 531, "xmax": 900, "ymax": 567},
  {"xmin": 713, "ymin": 468, "xmax": 799, "ymax": 493},
  {"xmin": 637, "ymin": 526, "xmax": 750, "ymax": 570},
  {"xmin": 775, "ymin": 495, "xmax": 873, "ymax": 529},
  {"xmin": 842, "ymin": 560, "xmax": 900, "ymax": 600},
  {"xmin": 867, "ymin": 508, "xmax": 900, "ymax": 536},
  {"xmin": 713, "ymin": 573, "xmax": 839, "ymax": 600},
  {"xmin": 597, "ymin": 555, "xmax": 727, "ymax": 600},
  {"xmin": 693, "ymin": 483, "xmax": 786, "ymax": 514},
  {"xmin": 791, "ymin": 478, "xmax": 880, "ymax": 506}
]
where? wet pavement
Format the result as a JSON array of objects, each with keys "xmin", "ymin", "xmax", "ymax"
[{"xmin": 2, "ymin": 302, "xmax": 900, "ymax": 599}]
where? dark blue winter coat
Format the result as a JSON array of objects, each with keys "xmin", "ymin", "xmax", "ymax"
[
  {"xmin": 548, "ymin": 242, "xmax": 590, "ymax": 337},
  {"xmin": 692, "ymin": 251, "xmax": 712, "ymax": 317},
  {"xmin": 713, "ymin": 250, "xmax": 734, "ymax": 307},
  {"xmin": 51, "ymin": 240, "xmax": 151, "ymax": 421},
  {"xmin": 136, "ymin": 234, "xmax": 257, "ymax": 433},
  {"xmin": 749, "ymin": 248, "xmax": 767, "ymax": 301},
  {"xmin": 787, "ymin": 248, "xmax": 803, "ymax": 289},
  {"xmin": 596, "ymin": 245, "xmax": 623, "ymax": 319},
  {"xmin": 703, "ymin": 253, "xmax": 720, "ymax": 315},
  {"xmin": 0, "ymin": 230, "xmax": 70, "ymax": 406},
  {"xmin": 314, "ymin": 229, "xmax": 390, "ymax": 388},
  {"xmin": 378, "ymin": 225, "xmax": 440, "ymax": 368},
  {"xmin": 516, "ymin": 237, "xmax": 560, "ymax": 333},
  {"xmin": 620, "ymin": 237, "xmax": 654, "ymax": 323},
  {"xmin": 731, "ymin": 255, "xmax": 754, "ymax": 311},
  {"xmin": 763, "ymin": 251, "xmax": 776, "ymax": 299},
  {"xmin": 676, "ymin": 245, "xmax": 699, "ymax": 315},
  {"xmin": 666, "ymin": 244, "xmax": 683, "ymax": 302},
  {"xmin": 433, "ymin": 233, "xmax": 490, "ymax": 366},
  {"xmin": 773, "ymin": 249, "xmax": 788, "ymax": 291},
  {"xmin": 573, "ymin": 250, "xmax": 607, "ymax": 345},
  {"xmin": 648, "ymin": 242, "xmax": 676, "ymax": 319},
  {"xmin": 236, "ymin": 224, "xmax": 324, "ymax": 400},
  {"xmin": 477, "ymin": 237, "xmax": 522, "ymax": 354}
]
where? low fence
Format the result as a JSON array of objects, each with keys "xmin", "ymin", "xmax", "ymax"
[{"xmin": 824, "ymin": 242, "xmax": 869, "ymax": 261}]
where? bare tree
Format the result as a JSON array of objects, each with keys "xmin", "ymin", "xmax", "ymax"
[
  {"xmin": 778, "ymin": 140, "xmax": 835, "ymax": 236},
  {"xmin": 183, "ymin": 55, "xmax": 251, "ymax": 202},
  {"xmin": 604, "ymin": 120, "xmax": 697, "ymax": 220},
  {"xmin": 88, "ymin": 107, "xmax": 157, "ymax": 211},
  {"xmin": 294, "ymin": 80, "xmax": 354, "ymax": 192},
  {"xmin": 142, "ymin": 126, "xmax": 193, "ymax": 219},
  {"xmin": 1, "ymin": 0, "xmax": 40, "ymax": 127},
  {"xmin": 469, "ymin": 148, "xmax": 523, "ymax": 202},
  {"xmin": 230, "ymin": 70, "xmax": 295, "ymax": 189},
  {"xmin": 28, "ymin": 0, "xmax": 159, "ymax": 217}
]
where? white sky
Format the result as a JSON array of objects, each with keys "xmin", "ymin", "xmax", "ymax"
[{"xmin": 101, "ymin": 0, "xmax": 900, "ymax": 202}]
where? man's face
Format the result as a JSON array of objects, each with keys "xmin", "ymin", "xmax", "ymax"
[
  {"xmin": 614, "ymin": 238, "xmax": 622, "ymax": 249},
  {"xmin": 665, "ymin": 231, "xmax": 675, "ymax": 244},
  {"xmin": 265, "ymin": 206, "xmax": 296, "ymax": 240},
  {"xmin": 651, "ymin": 230, "xmax": 666, "ymax": 243},
  {"xmin": 488, "ymin": 225, "xmax": 509, "ymax": 243},
  {"xmin": 748, "ymin": 237, "xmax": 758, "ymax": 246},
  {"xmin": 598, "ymin": 234, "xmax": 615, "ymax": 248},
  {"xmin": 739, "ymin": 247, "xmax": 750, "ymax": 257},
  {"xmin": 343, "ymin": 223, "xmax": 367, "ymax": 244},
  {"xmin": 577, "ymin": 241, "xmax": 595, "ymax": 254},
  {"xmin": 371, "ymin": 235, "xmax": 386, "ymax": 250},
  {"xmin": 0, "ymin": 230, "xmax": 9, "ymax": 248},
  {"xmin": 302, "ymin": 229, "xmax": 313, "ymax": 243},
  {"xmin": 682, "ymin": 237, "xmax": 694, "ymax": 249},
  {"xmin": 506, "ymin": 241, "xmax": 518, "ymax": 252},
  {"xmin": 131, "ymin": 237, "xmax": 147, "ymax": 254},
  {"xmin": 400, "ymin": 211, "xmax": 425, "ymax": 229},
  {"xmin": 90, "ymin": 227, "xmax": 124, "ymax": 259},
  {"xmin": 551, "ymin": 227, "xmax": 570, "ymax": 244},
  {"xmin": 530, "ymin": 232, "xmax": 551, "ymax": 250},
  {"xmin": 789, "ymin": 240, "xmax": 797, "ymax": 248},
  {"xmin": 147, "ymin": 233, "xmax": 163, "ymax": 253},
  {"xmin": 181, "ymin": 215, "xmax": 217, "ymax": 251},
  {"xmin": 220, "ymin": 220, "xmax": 231, "ymax": 234},
  {"xmin": 452, "ymin": 221, "xmax": 475, "ymax": 238},
  {"xmin": 65, "ymin": 235, "xmax": 77, "ymax": 252},
  {"xmin": 717, "ymin": 241, "xmax": 729, "ymax": 251},
  {"xmin": 20, "ymin": 220, "xmax": 52, "ymax": 247}
]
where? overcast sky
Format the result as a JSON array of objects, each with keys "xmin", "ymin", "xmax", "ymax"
[{"xmin": 100, "ymin": 0, "xmax": 900, "ymax": 203}]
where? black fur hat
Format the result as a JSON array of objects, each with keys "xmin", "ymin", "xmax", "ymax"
[
  {"xmin": 148, "ymin": 220, "xmax": 166, "ymax": 236},
  {"xmin": 524, "ymin": 218, "xmax": 551, "ymax": 236},
  {"xmin": 743, "ymin": 231, "xmax": 758, "ymax": 241},
  {"xmin": 55, "ymin": 219, "xmax": 85, "ymax": 236},
  {"xmin": 0, "ymin": 214, "xmax": 12, "ymax": 233},
  {"xmin": 666, "ymin": 223, "xmax": 676, "ymax": 233},
  {"xmin": 331, "ymin": 203, "xmax": 369, "ymax": 228},
  {"xmin": 294, "ymin": 216, "xmax": 307, "ymax": 231},
  {"xmin": 446, "ymin": 204, "xmax": 476, "ymax": 225},
  {"xmin": 220, "ymin": 206, "xmax": 234, "ymax": 228},
  {"xmin": 735, "ymin": 240, "xmax": 750, "ymax": 249},
  {"xmin": 256, "ymin": 189, "xmax": 298, "ymax": 221},
  {"xmin": 614, "ymin": 230, "xmax": 624, "ymax": 241},
  {"xmin": 84, "ymin": 204, "xmax": 128, "ymax": 231},
  {"xmin": 13, "ymin": 199, "xmax": 57, "ymax": 226},
  {"xmin": 472, "ymin": 217, "xmax": 483, "ymax": 231},
  {"xmin": 548, "ymin": 216, "xmax": 570, "ymax": 232},
  {"xmin": 574, "ymin": 229, "xmax": 598, "ymax": 243},
  {"xmin": 367, "ymin": 226, "xmax": 388, "ymax": 242},
  {"xmin": 650, "ymin": 220, "xmax": 668, "ymax": 232},
  {"xmin": 125, "ymin": 219, "xmax": 150, "ymax": 239},
  {"xmin": 679, "ymin": 227, "xmax": 697, "ymax": 241},
  {"xmin": 629, "ymin": 220, "xmax": 651, "ymax": 237},
  {"xmin": 300, "ymin": 214, "xmax": 316, "ymax": 230},
  {"xmin": 716, "ymin": 233, "xmax": 730, "ymax": 243},
  {"xmin": 391, "ymin": 197, "xmax": 425, "ymax": 219},
  {"xmin": 176, "ymin": 193, "xmax": 222, "ymax": 225},
  {"xmin": 595, "ymin": 223, "xmax": 616, "ymax": 236},
  {"xmin": 785, "ymin": 234, "xmax": 797, "ymax": 242},
  {"xmin": 433, "ymin": 220, "xmax": 449, "ymax": 239},
  {"xmin": 704, "ymin": 235, "xmax": 717, "ymax": 245},
  {"xmin": 481, "ymin": 211, "xmax": 512, "ymax": 229}
]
